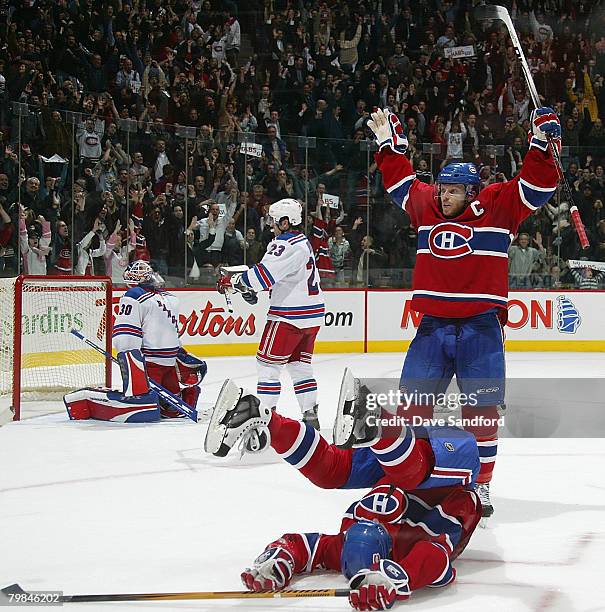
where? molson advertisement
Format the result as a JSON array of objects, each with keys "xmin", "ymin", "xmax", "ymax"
[{"xmin": 368, "ymin": 290, "xmax": 605, "ymax": 352}]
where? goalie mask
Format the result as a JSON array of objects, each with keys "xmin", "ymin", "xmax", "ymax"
[
  {"xmin": 123, "ymin": 260, "xmax": 164, "ymax": 287},
  {"xmin": 268, "ymin": 198, "xmax": 303, "ymax": 228}
]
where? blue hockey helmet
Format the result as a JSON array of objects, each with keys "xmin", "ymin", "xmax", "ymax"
[
  {"xmin": 341, "ymin": 520, "xmax": 392, "ymax": 579},
  {"xmin": 436, "ymin": 162, "xmax": 481, "ymax": 207},
  {"xmin": 437, "ymin": 162, "xmax": 481, "ymax": 186}
]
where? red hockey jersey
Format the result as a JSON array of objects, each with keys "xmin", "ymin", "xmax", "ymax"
[{"xmin": 376, "ymin": 147, "xmax": 559, "ymax": 317}]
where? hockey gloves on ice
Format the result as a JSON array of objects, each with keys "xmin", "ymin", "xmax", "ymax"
[
  {"xmin": 367, "ymin": 108, "xmax": 408, "ymax": 155},
  {"xmin": 529, "ymin": 107, "xmax": 561, "ymax": 154},
  {"xmin": 241, "ymin": 547, "xmax": 295, "ymax": 592},
  {"xmin": 348, "ymin": 559, "xmax": 411, "ymax": 611}
]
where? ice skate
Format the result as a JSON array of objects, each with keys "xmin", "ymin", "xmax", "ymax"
[
  {"xmin": 475, "ymin": 482, "xmax": 494, "ymax": 527},
  {"xmin": 333, "ymin": 369, "xmax": 381, "ymax": 449},
  {"xmin": 204, "ymin": 380, "xmax": 272, "ymax": 457},
  {"xmin": 302, "ymin": 405, "xmax": 320, "ymax": 430}
]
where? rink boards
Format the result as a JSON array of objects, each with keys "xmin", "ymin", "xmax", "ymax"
[{"xmin": 111, "ymin": 288, "xmax": 605, "ymax": 356}]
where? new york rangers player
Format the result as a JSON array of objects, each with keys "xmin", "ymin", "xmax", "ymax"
[
  {"xmin": 204, "ymin": 373, "xmax": 482, "ymax": 610},
  {"xmin": 363, "ymin": 107, "xmax": 561, "ymax": 518},
  {"xmin": 65, "ymin": 261, "xmax": 206, "ymax": 422},
  {"xmin": 112, "ymin": 261, "xmax": 206, "ymax": 418},
  {"xmin": 217, "ymin": 199, "xmax": 323, "ymax": 433}
]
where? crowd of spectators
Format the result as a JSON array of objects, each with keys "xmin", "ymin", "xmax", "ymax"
[{"xmin": 1, "ymin": 0, "xmax": 605, "ymax": 289}]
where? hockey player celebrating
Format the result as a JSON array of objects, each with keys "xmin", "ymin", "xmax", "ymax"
[
  {"xmin": 66, "ymin": 261, "xmax": 206, "ymax": 422},
  {"xmin": 217, "ymin": 198, "xmax": 324, "ymax": 432},
  {"xmin": 364, "ymin": 107, "xmax": 561, "ymax": 518},
  {"xmin": 203, "ymin": 371, "xmax": 482, "ymax": 610}
]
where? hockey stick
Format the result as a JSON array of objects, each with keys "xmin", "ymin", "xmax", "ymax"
[
  {"xmin": 476, "ymin": 4, "xmax": 589, "ymax": 249},
  {"xmin": 1, "ymin": 583, "xmax": 349, "ymax": 603},
  {"xmin": 70, "ymin": 329, "xmax": 198, "ymax": 422},
  {"xmin": 224, "ymin": 290, "xmax": 234, "ymax": 314}
]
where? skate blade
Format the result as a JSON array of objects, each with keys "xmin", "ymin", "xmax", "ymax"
[
  {"xmin": 203, "ymin": 379, "xmax": 243, "ymax": 456},
  {"xmin": 333, "ymin": 368, "xmax": 359, "ymax": 448}
]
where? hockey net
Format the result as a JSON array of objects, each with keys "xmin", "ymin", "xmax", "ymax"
[{"xmin": 0, "ymin": 276, "xmax": 112, "ymax": 422}]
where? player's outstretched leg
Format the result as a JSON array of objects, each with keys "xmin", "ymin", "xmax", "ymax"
[
  {"xmin": 204, "ymin": 380, "xmax": 272, "ymax": 457},
  {"xmin": 333, "ymin": 368, "xmax": 381, "ymax": 449}
]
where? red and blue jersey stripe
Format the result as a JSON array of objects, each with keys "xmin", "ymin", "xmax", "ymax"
[
  {"xmin": 257, "ymin": 381, "xmax": 282, "ymax": 396},
  {"xmin": 385, "ymin": 172, "xmax": 416, "ymax": 212},
  {"xmin": 268, "ymin": 303, "xmax": 325, "ymax": 321},
  {"xmin": 518, "ymin": 177, "xmax": 556, "ymax": 210},
  {"xmin": 244, "ymin": 262, "xmax": 276, "ymax": 290},
  {"xmin": 141, "ymin": 347, "xmax": 179, "ymax": 358},
  {"xmin": 113, "ymin": 324, "xmax": 143, "ymax": 338},
  {"xmin": 287, "ymin": 233, "xmax": 308, "ymax": 246},
  {"xmin": 293, "ymin": 378, "xmax": 318, "ymax": 395},
  {"xmin": 416, "ymin": 226, "xmax": 512, "ymax": 259},
  {"xmin": 276, "ymin": 421, "xmax": 321, "ymax": 470}
]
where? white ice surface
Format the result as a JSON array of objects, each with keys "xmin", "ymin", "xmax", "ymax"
[{"xmin": 2, "ymin": 352, "xmax": 605, "ymax": 612}]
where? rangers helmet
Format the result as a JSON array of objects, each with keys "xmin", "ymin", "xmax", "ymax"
[{"xmin": 268, "ymin": 198, "xmax": 303, "ymax": 227}]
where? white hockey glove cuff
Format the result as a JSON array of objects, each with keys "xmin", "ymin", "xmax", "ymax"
[
  {"xmin": 529, "ymin": 107, "xmax": 561, "ymax": 153},
  {"xmin": 241, "ymin": 547, "xmax": 295, "ymax": 592},
  {"xmin": 367, "ymin": 109, "xmax": 408, "ymax": 155},
  {"xmin": 348, "ymin": 559, "xmax": 411, "ymax": 610}
]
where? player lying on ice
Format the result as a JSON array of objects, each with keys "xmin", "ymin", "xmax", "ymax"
[
  {"xmin": 203, "ymin": 370, "xmax": 482, "ymax": 610},
  {"xmin": 64, "ymin": 261, "xmax": 207, "ymax": 422},
  {"xmin": 365, "ymin": 106, "xmax": 561, "ymax": 519}
]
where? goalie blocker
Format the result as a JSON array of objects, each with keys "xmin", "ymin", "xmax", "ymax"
[{"xmin": 64, "ymin": 348, "xmax": 206, "ymax": 423}]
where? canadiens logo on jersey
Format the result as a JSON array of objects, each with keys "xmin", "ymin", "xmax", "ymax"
[
  {"xmin": 353, "ymin": 485, "xmax": 407, "ymax": 525},
  {"xmin": 428, "ymin": 223, "xmax": 474, "ymax": 259}
]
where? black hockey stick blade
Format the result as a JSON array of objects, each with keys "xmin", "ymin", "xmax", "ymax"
[
  {"xmin": 1, "ymin": 584, "xmax": 27, "ymax": 602},
  {"xmin": 1, "ymin": 584, "xmax": 27, "ymax": 595}
]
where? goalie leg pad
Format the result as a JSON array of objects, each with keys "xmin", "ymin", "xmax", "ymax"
[
  {"xmin": 118, "ymin": 349, "xmax": 150, "ymax": 397},
  {"xmin": 64, "ymin": 388, "xmax": 161, "ymax": 422}
]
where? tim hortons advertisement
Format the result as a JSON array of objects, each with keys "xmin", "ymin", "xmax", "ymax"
[
  {"xmin": 112, "ymin": 289, "xmax": 365, "ymax": 356},
  {"xmin": 367, "ymin": 290, "xmax": 605, "ymax": 352}
]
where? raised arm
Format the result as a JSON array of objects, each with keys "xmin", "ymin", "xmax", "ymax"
[
  {"xmin": 241, "ymin": 239, "xmax": 308, "ymax": 293},
  {"xmin": 367, "ymin": 108, "xmax": 431, "ymax": 223}
]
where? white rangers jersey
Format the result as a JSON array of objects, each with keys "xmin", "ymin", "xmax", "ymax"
[
  {"xmin": 240, "ymin": 230, "xmax": 324, "ymax": 329},
  {"xmin": 112, "ymin": 285, "xmax": 180, "ymax": 366}
]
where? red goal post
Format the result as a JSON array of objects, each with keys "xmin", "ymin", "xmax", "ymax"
[{"xmin": 1, "ymin": 275, "xmax": 112, "ymax": 421}]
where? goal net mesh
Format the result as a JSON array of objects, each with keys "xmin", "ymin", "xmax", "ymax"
[{"xmin": 0, "ymin": 277, "xmax": 110, "ymax": 419}]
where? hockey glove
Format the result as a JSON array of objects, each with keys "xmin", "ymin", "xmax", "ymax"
[
  {"xmin": 529, "ymin": 107, "xmax": 561, "ymax": 153},
  {"xmin": 241, "ymin": 290, "xmax": 258, "ymax": 305},
  {"xmin": 367, "ymin": 109, "xmax": 408, "ymax": 155},
  {"xmin": 217, "ymin": 268, "xmax": 257, "ymax": 304},
  {"xmin": 348, "ymin": 559, "xmax": 411, "ymax": 611},
  {"xmin": 241, "ymin": 547, "xmax": 295, "ymax": 592}
]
